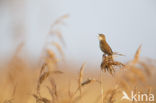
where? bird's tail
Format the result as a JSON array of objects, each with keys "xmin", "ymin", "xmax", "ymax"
[{"xmin": 113, "ymin": 52, "xmax": 125, "ymax": 56}]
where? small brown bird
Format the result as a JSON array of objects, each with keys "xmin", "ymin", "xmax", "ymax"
[{"xmin": 98, "ymin": 34, "xmax": 113, "ymax": 55}]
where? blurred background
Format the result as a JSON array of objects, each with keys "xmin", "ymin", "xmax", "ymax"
[
  {"xmin": 0, "ymin": 0, "xmax": 156, "ymax": 66},
  {"xmin": 0, "ymin": 1, "xmax": 156, "ymax": 103}
]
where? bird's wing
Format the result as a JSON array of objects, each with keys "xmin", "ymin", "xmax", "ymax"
[{"xmin": 105, "ymin": 42, "xmax": 113, "ymax": 53}]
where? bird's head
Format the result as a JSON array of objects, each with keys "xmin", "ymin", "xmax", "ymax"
[{"xmin": 98, "ymin": 34, "xmax": 106, "ymax": 41}]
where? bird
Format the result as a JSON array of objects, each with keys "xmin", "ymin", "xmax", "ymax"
[{"xmin": 98, "ymin": 34, "xmax": 113, "ymax": 56}]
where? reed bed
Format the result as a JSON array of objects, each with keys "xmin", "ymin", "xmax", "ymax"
[{"xmin": 0, "ymin": 15, "xmax": 156, "ymax": 103}]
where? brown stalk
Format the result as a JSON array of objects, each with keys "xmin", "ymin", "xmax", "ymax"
[
  {"xmin": 132, "ymin": 45, "xmax": 142, "ymax": 65},
  {"xmin": 78, "ymin": 63, "xmax": 85, "ymax": 96}
]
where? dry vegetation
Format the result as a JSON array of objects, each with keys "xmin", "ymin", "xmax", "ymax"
[{"xmin": 0, "ymin": 15, "xmax": 156, "ymax": 103}]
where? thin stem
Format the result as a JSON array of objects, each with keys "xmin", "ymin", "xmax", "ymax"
[{"xmin": 100, "ymin": 70, "xmax": 104, "ymax": 103}]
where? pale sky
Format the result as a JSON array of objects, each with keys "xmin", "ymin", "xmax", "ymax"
[{"xmin": 0, "ymin": 0, "xmax": 156, "ymax": 64}]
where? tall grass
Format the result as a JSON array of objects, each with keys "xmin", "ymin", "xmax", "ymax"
[{"xmin": 0, "ymin": 15, "xmax": 156, "ymax": 103}]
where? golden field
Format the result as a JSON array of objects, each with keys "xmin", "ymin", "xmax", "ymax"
[{"xmin": 0, "ymin": 15, "xmax": 156, "ymax": 103}]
